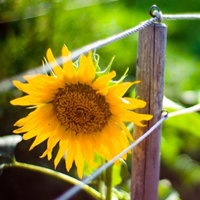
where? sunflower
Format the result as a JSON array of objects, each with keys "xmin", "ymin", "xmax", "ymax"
[{"xmin": 10, "ymin": 46, "xmax": 152, "ymax": 178}]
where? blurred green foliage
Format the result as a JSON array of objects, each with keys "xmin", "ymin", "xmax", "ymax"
[
  {"xmin": 1, "ymin": 0, "xmax": 200, "ymax": 199},
  {"xmin": 158, "ymin": 179, "xmax": 181, "ymax": 200}
]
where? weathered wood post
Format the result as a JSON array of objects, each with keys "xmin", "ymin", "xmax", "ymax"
[{"xmin": 131, "ymin": 23, "xmax": 167, "ymax": 200}]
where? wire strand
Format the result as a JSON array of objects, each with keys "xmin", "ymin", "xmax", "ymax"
[
  {"xmin": 3, "ymin": 6, "xmax": 200, "ymax": 198},
  {"xmin": 55, "ymin": 100, "xmax": 200, "ymax": 200},
  {"xmin": 162, "ymin": 14, "xmax": 200, "ymax": 20},
  {"xmin": 55, "ymin": 115, "xmax": 168, "ymax": 200},
  {"xmin": 2, "ymin": 13, "xmax": 200, "ymax": 93},
  {"xmin": 0, "ymin": 17, "xmax": 158, "ymax": 93},
  {"xmin": 55, "ymin": 99, "xmax": 200, "ymax": 200},
  {"xmin": 168, "ymin": 103, "xmax": 200, "ymax": 118}
]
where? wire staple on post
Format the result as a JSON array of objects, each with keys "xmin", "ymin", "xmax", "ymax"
[{"xmin": 153, "ymin": 10, "xmax": 163, "ymax": 23}]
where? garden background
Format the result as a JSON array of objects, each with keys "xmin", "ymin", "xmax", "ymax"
[{"xmin": 0, "ymin": 0, "xmax": 200, "ymax": 199}]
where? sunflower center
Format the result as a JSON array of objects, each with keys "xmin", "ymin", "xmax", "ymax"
[
  {"xmin": 76, "ymin": 108, "xmax": 84, "ymax": 118},
  {"xmin": 53, "ymin": 83, "xmax": 111, "ymax": 134}
]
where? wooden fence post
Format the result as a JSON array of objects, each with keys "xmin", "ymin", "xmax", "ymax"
[{"xmin": 131, "ymin": 23, "xmax": 167, "ymax": 200}]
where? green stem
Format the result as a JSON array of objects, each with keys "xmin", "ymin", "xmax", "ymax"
[
  {"xmin": 105, "ymin": 165, "xmax": 113, "ymax": 200},
  {"xmin": 99, "ymin": 179, "xmax": 105, "ymax": 199},
  {"xmin": 3, "ymin": 161, "xmax": 103, "ymax": 200}
]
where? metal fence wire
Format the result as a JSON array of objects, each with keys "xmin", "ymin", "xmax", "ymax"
[
  {"xmin": 2, "ymin": 4, "xmax": 200, "ymax": 200},
  {"xmin": 1, "ymin": 5, "xmax": 200, "ymax": 93}
]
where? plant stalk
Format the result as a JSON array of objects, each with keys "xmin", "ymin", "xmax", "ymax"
[
  {"xmin": 105, "ymin": 165, "xmax": 113, "ymax": 200},
  {"xmin": 3, "ymin": 161, "xmax": 103, "ymax": 200}
]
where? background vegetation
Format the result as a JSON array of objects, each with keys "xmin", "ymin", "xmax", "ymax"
[{"xmin": 0, "ymin": 0, "xmax": 200, "ymax": 199}]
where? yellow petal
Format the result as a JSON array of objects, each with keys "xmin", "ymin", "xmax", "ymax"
[
  {"xmin": 121, "ymin": 111, "xmax": 153, "ymax": 126},
  {"xmin": 62, "ymin": 46, "xmax": 76, "ymax": 79},
  {"xmin": 92, "ymin": 71, "xmax": 116, "ymax": 95},
  {"xmin": 24, "ymin": 74, "xmax": 65, "ymax": 91},
  {"xmin": 108, "ymin": 97, "xmax": 146, "ymax": 111},
  {"xmin": 96, "ymin": 143, "xmax": 111, "ymax": 161},
  {"xmin": 65, "ymin": 134, "xmax": 77, "ymax": 171},
  {"xmin": 109, "ymin": 104, "xmax": 125, "ymax": 116},
  {"xmin": 13, "ymin": 81, "xmax": 38, "ymax": 95},
  {"xmin": 14, "ymin": 114, "xmax": 34, "ymax": 127},
  {"xmin": 111, "ymin": 116, "xmax": 133, "ymax": 141},
  {"xmin": 100, "ymin": 124, "xmax": 118, "ymax": 157},
  {"xmin": 77, "ymin": 52, "xmax": 95, "ymax": 84},
  {"xmin": 26, "ymin": 74, "xmax": 55, "ymax": 86},
  {"xmin": 47, "ymin": 137, "xmax": 60, "ymax": 160},
  {"xmin": 40, "ymin": 124, "xmax": 66, "ymax": 160},
  {"xmin": 29, "ymin": 132, "xmax": 50, "ymax": 150},
  {"xmin": 80, "ymin": 134, "xmax": 94, "ymax": 167},
  {"xmin": 23, "ymin": 74, "xmax": 40, "ymax": 81},
  {"xmin": 54, "ymin": 138, "xmax": 69, "ymax": 168},
  {"xmin": 75, "ymin": 144, "xmax": 84, "ymax": 179},
  {"xmin": 108, "ymin": 81, "xmax": 140, "ymax": 97},
  {"xmin": 14, "ymin": 104, "xmax": 53, "ymax": 127},
  {"xmin": 46, "ymin": 48, "xmax": 64, "ymax": 78},
  {"xmin": 96, "ymin": 87, "xmax": 108, "ymax": 96},
  {"xmin": 123, "ymin": 97, "xmax": 147, "ymax": 109},
  {"xmin": 14, "ymin": 110, "xmax": 57, "ymax": 136},
  {"xmin": 23, "ymin": 129, "xmax": 42, "ymax": 140},
  {"xmin": 40, "ymin": 148, "xmax": 53, "ymax": 159},
  {"xmin": 106, "ymin": 120, "xmax": 129, "ymax": 153},
  {"xmin": 10, "ymin": 95, "xmax": 42, "ymax": 106},
  {"xmin": 93, "ymin": 71, "xmax": 116, "ymax": 87}
]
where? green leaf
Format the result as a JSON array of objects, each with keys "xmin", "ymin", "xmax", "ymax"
[
  {"xmin": 163, "ymin": 96, "xmax": 184, "ymax": 110},
  {"xmin": 126, "ymin": 122, "xmax": 134, "ymax": 133},
  {"xmin": 0, "ymin": 135, "xmax": 22, "ymax": 165},
  {"xmin": 162, "ymin": 96, "xmax": 200, "ymax": 167},
  {"xmin": 83, "ymin": 152, "xmax": 105, "ymax": 177},
  {"xmin": 158, "ymin": 179, "xmax": 181, "ymax": 200},
  {"xmin": 165, "ymin": 112, "xmax": 200, "ymax": 138},
  {"xmin": 109, "ymin": 67, "xmax": 129, "ymax": 86},
  {"xmin": 163, "ymin": 96, "xmax": 200, "ymax": 138},
  {"xmin": 175, "ymin": 154, "xmax": 200, "ymax": 184},
  {"xmin": 96, "ymin": 55, "xmax": 115, "ymax": 77},
  {"xmin": 92, "ymin": 50, "xmax": 101, "ymax": 72},
  {"xmin": 43, "ymin": 57, "xmax": 56, "ymax": 77},
  {"xmin": 112, "ymin": 159, "xmax": 128, "ymax": 187},
  {"xmin": 112, "ymin": 188, "xmax": 130, "ymax": 200}
]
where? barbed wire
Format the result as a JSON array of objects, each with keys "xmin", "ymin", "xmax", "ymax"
[{"xmin": 55, "ymin": 113, "xmax": 168, "ymax": 200}]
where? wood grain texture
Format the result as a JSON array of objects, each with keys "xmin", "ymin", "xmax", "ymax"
[{"xmin": 131, "ymin": 23, "xmax": 167, "ymax": 200}]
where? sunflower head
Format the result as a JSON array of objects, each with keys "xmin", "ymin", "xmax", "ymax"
[{"xmin": 10, "ymin": 45, "xmax": 152, "ymax": 178}]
